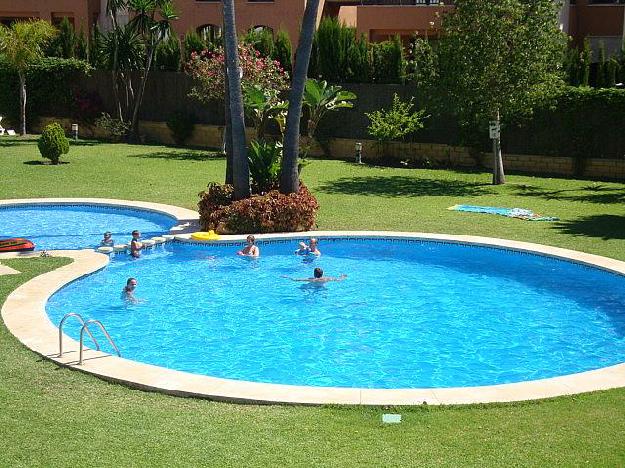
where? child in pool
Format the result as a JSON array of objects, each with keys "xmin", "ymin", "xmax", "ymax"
[{"xmin": 100, "ymin": 231, "xmax": 114, "ymax": 246}]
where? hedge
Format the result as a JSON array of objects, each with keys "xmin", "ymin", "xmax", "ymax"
[{"xmin": 0, "ymin": 57, "xmax": 92, "ymax": 128}]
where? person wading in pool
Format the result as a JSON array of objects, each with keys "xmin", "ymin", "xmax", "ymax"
[
  {"xmin": 122, "ymin": 277, "xmax": 139, "ymax": 304},
  {"xmin": 100, "ymin": 231, "xmax": 114, "ymax": 246},
  {"xmin": 237, "ymin": 235, "xmax": 260, "ymax": 257},
  {"xmin": 284, "ymin": 267, "xmax": 346, "ymax": 283},
  {"xmin": 130, "ymin": 230, "xmax": 143, "ymax": 258}
]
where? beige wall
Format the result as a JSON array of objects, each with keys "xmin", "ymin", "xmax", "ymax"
[{"xmin": 37, "ymin": 117, "xmax": 625, "ymax": 181}]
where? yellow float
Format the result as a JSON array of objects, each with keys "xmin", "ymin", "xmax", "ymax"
[{"xmin": 191, "ymin": 230, "xmax": 221, "ymax": 241}]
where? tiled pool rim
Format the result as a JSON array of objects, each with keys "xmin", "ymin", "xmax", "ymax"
[{"xmin": 3, "ymin": 199, "xmax": 625, "ymax": 405}]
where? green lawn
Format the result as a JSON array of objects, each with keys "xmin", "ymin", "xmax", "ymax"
[{"xmin": 2, "ymin": 138, "xmax": 625, "ymax": 466}]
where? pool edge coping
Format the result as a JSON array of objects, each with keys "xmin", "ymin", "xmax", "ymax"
[{"xmin": 3, "ymin": 200, "xmax": 625, "ymax": 405}]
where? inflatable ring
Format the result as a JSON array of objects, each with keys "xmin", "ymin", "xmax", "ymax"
[{"xmin": 191, "ymin": 231, "xmax": 221, "ymax": 241}]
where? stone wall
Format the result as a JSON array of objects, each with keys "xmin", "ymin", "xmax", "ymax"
[{"xmin": 37, "ymin": 117, "xmax": 625, "ymax": 181}]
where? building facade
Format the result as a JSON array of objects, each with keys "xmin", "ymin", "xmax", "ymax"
[{"xmin": 0, "ymin": 0, "xmax": 623, "ymax": 56}]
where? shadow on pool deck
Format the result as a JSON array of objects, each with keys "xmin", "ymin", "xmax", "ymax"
[
  {"xmin": 317, "ymin": 175, "xmax": 493, "ymax": 198},
  {"xmin": 551, "ymin": 215, "xmax": 625, "ymax": 240}
]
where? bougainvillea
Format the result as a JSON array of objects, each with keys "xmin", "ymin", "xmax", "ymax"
[
  {"xmin": 198, "ymin": 182, "xmax": 319, "ymax": 234},
  {"xmin": 186, "ymin": 43, "xmax": 289, "ymax": 103}
]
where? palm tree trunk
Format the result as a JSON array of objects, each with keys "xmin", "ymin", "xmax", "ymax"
[
  {"xmin": 109, "ymin": 10, "xmax": 123, "ymax": 121},
  {"xmin": 492, "ymin": 109, "xmax": 506, "ymax": 185},
  {"xmin": 280, "ymin": 0, "xmax": 320, "ymax": 194},
  {"xmin": 222, "ymin": 0, "xmax": 250, "ymax": 199},
  {"xmin": 19, "ymin": 72, "xmax": 26, "ymax": 136},
  {"xmin": 223, "ymin": 63, "xmax": 234, "ymax": 185},
  {"xmin": 130, "ymin": 43, "xmax": 156, "ymax": 141}
]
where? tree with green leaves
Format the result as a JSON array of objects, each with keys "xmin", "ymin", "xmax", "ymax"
[
  {"xmin": 127, "ymin": 0, "xmax": 178, "ymax": 139},
  {"xmin": 272, "ymin": 29, "xmax": 292, "ymax": 75},
  {"xmin": 280, "ymin": 0, "xmax": 321, "ymax": 194},
  {"xmin": 438, "ymin": 0, "xmax": 566, "ymax": 185},
  {"xmin": 47, "ymin": 17, "xmax": 77, "ymax": 58},
  {"xmin": 0, "ymin": 19, "xmax": 56, "ymax": 136},
  {"xmin": 303, "ymin": 79, "xmax": 356, "ymax": 140}
]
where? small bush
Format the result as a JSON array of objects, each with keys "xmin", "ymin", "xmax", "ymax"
[
  {"xmin": 166, "ymin": 112, "xmax": 195, "ymax": 146},
  {"xmin": 95, "ymin": 112, "xmax": 130, "ymax": 141},
  {"xmin": 248, "ymin": 139, "xmax": 281, "ymax": 194},
  {"xmin": 366, "ymin": 94, "xmax": 428, "ymax": 144},
  {"xmin": 198, "ymin": 183, "xmax": 319, "ymax": 234},
  {"xmin": 38, "ymin": 122, "xmax": 70, "ymax": 164}
]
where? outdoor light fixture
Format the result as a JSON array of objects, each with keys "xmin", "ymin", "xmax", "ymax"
[
  {"xmin": 71, "ymin": 123, "xmax": 79, "ymax": 141},
  {"xmin": 355, "ymin": 142, "xmax": 363, "ymax": 164}
]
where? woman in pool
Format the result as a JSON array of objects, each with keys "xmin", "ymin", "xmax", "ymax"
[
  {"xmin": 237, "ymin": 235, "xmax": 260, "ymax": 257},
  {"xmin": 308, "ymin": 238, "xmax": 321, "ymax": 256},
  {"xmin": 122, "ymin": 277, "xmax": 139, "ymax": 304}
]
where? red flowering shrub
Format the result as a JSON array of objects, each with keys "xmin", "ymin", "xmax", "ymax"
[
  {"xmin": 198, "ymin": 182, "xmax": 319, "ymax": 234},
  {"xmin": 186, "ymin": 44, "xmax": 289, "ymax": 104}
]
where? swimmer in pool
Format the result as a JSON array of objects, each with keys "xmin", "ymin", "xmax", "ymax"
[
  {"xmin": 100, "ymin": 231, "xmax": 114, "ymax": 246},
  {"xmin": 294, "ymin": 242, "xmax": 310, "ymax": 255},
  {"xmin": 121, "ymin": 277, "xmax": 139, "ymax": 303},
  {"xmin": 284, "ymin": 267, "xmax": 346, "ymax": 283},
  {"xmin": 130, "ymin": 230, "xmax": 143, "ymax": 258},
  {"xmin": 308, "ymin": 238, "xmax": 321, "ymax": 256},
  {"xmin": 237, "ymin": 235, "xmax": 260, "ymax": 257}
]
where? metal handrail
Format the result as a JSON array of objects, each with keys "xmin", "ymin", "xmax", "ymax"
[
  {"xmin": 58, "ymin": 313, "xmax": 100, "ymax": 357},
  {"xmin": 78, "ymin": 320, "xmax": 121, "ymax": 365}
]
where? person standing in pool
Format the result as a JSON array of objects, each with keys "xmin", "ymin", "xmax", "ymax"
[
  {"xmin": 284, "ymin": 267, "xmax": 346, "ymax": 283},
  {"xmin": 308, "ymin": 238, "xmax": 321, "ymax": 256},
  {"xmin": 130, "ymin": 230, "xmax": 143, "ymax": 258},
  {"xmin": 237, "ymin": 235, "xmax": 260, "ymax": 257},
  {"xmin": 122, "ymin": 277, "xmax": 139, "ymax": 303},
  {"xmin": 100, "ymin": 231, "xmax": 114, "ymax": 246}
]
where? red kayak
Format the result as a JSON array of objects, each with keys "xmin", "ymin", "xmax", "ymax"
[{"xmin": 0, "ymin": 238, "xmax": 35, "ymax": 252}]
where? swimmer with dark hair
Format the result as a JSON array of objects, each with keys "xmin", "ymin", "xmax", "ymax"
[
  {"xmin": 237, "ymin": 235, "xmax": 260, "ymax": 257},
  {"xmin": 283, "ymin": 267, "xmax": 346, "ymax": 283}
]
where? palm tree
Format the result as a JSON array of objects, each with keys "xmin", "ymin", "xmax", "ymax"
[
  {"xmin": 0, "ymin": 20, "xmax": 56, "ymax": 136},
  {"xmin": 128, "ymin": 0, "xmax": 178, "ymax": 139},
  {"xmin": 222, "ymin": 0, "xmax": 250, "ymax": 199},
  {"xmin": 106, "ymin": 0, "xmax": 127, "ymax": 121},
  {"xmin": 280, "ymin": 0, "xmax": 321, "ymax": 194}
]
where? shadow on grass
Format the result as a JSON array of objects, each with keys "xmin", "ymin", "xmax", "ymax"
[
  {"xmin": 69, "ymin": 139, "xmax": 102, "ymax": 147},
  {"xmin": 129, "ymin": 150, "xmax": 223, "ymax": 162},
  {"xmin": 23, "ymin": 160, "xmax": 70, "ymax": 165},
  {"xmin": 0, "ymin": 138, "xmax": 37, "ymax": 147},
  {"xmin": 317, "ymin": 175, "xmax": 493, "ymax": 197},
  {"xmin": 552, "ymin": 215, "xmax": 625, "ymax": 240},
  {"xmin": 512, "ymin": 183, "xmax": 625, "ymax": 204}
]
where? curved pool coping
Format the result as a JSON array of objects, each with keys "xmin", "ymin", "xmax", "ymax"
[
  {"xmin": 3, "ymin": 199, "xmax": 625, "ymax": 405},
  {"xmin": 0, "ymin": 197, "xmax": 200, "ymax": 235}
]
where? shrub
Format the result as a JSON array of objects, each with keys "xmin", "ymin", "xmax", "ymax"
[
  {"xmin": 166, "ymin": 111, "xmax": 195, "ymax": 145},
  {"xmin": 366, "ymin": 94, "xmax": 427, "ymax": 144},
  {"xmin": 198, "ymin": 183, "xmax": 319, "ymax": 234},
  {"xmin": 183, "ymin": 29, "xmax": 207, "ymax": 62},
  {"xmin": 248, "ymin": 139, "xmax": 282, "ymax": 193},
  {"xmin": 95, "ymin": 112, "xmax": 130, "ymax": 141},
  {"xmin": 271, "ymin": 29, "xmax": 292, "ymax": 75},
  {"xmin": 38, "ymin": 122, "xmax": 69, "ymax": 164},
  {"xmin": 154, "ymin": 35, "xmax": 181, "ymax": 71}
]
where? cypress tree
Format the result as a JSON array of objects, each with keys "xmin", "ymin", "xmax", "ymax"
[
  {"xmin": 183, "ymin": 29, "xmax": 206, "ymax": 61},
  {"xmin": 580, "ymin": 38, "xmax": 592, "ymax": 87},
  {"xmin": 272, "ymin": 29, "xmax": 292, "ymax": 75}
]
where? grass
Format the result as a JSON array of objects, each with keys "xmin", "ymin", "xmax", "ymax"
[{"xmin": 1, "ymin": 138, "xmax": 625, "ymax": 465}]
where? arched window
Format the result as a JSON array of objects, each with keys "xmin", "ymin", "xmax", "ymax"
[{"xmin": 197, "ymin": 24, "xmax": 222, "ymax": 44}]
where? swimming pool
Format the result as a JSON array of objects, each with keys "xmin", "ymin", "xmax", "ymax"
[
  {"xmin": 0, "ymin": 203, "xmax": 177, "ymax": 250},
  {"xmin": 46, "ymin": 238, "xmax": 625, "ymax": 390}
]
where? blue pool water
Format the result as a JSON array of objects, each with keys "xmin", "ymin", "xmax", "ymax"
[
  {"xmin": 47, "ymin": 239, "xmax": 625, "ymax": 389},
  {"xmin": 0, "ymin": 204, "xmax": 176, "ymax": 250}
]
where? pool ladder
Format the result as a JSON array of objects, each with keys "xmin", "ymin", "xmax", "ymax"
[{"xmin": 58, "ymin": 313, "xmax": 121, "ymax": 365}]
